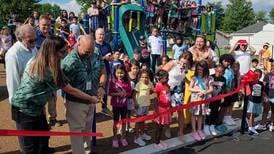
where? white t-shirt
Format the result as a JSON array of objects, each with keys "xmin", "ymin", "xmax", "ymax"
[
  {"xmin": 168, "ymin": 61, "xmax": 186, "ymax": 89},
  {"xmin": 233, "ymin": 50, "xmax": 251, "ymax": 75},
  {"xmin": 148, "ymin": 35, "xmax": 163, "ymax": 55},
  {"xmin": 69, "ymin": 23, "xmax": 81, "ymax": 39},
  {"xmin": 87, "ymin": 7, "xmax": 98, "ymax": 16}
]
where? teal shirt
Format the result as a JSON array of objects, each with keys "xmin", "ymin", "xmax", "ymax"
[
  {"xmin": 61, "ymin": 48, "xmax": 104, "ymax": 103},
  {"xmin": 11, "ymin": 61, "xmax": 58, "ymax": 117}
]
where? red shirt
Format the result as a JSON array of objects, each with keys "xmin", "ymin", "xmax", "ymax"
[{"xmin": 154, "ymin": 83, "xmax": 171, "ymax": 108}]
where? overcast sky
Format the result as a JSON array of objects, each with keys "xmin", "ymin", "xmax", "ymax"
[
  {"xmin": 218, "ymin": 0, "xmax": 274, "ymax": 12},
  {"xmin": 41, "ymin": 0, "xmax": 274, "ymax": 15}
]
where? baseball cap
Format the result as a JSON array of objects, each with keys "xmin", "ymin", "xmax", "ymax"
[{"xmin": 237, "ymin": 39, "xmax": 248, "ymax": 45}]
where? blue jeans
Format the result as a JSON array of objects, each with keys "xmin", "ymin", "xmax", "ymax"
[{"xmin": 12, "ymin": 106, "xmax": 50, "ymax": 154}]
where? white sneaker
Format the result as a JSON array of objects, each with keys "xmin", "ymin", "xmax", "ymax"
[
  {"xmin": 203, "ymin": 125, "xmax": 211, "ymax": 136},
  {"xmin": 255, "ymin": 124, "xmax": 267, "ymax": 130},
  {"xmin": 134, "ymin": 136, "xmax": 146, "ymax": 146},
  {"xmin": 209, "ymin": 125, "xmax": 218, "ymax": 136},
  {"xmin": 154, "ymin": 142, "xmax": 167, "ymax": 150},
  {"xmin": 248, "ymin": 127, "xmax": 259, "ymax": 135},
  {"xmin": 142, "ymin": 133, "xmax": 152, "ymax": 141},
  {"xmin": 269, "ymin": 125, "xmax": 274, "ymax": 132},
  {"xmin": 126, "ymin": 127, "xmax": 134, "ymax": 133}
]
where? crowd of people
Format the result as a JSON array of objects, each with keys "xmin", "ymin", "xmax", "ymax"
[{"xmin": 1, "ymin": 1, "xmax": 274, "ymax": 154}]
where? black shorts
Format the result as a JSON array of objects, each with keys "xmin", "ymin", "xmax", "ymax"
[{"xmin": 113, "ymin": 106, "xmax": 127, "ymax": 122}]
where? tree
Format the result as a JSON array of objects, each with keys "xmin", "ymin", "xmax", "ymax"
[
  {"xmin": 76, "ymin": 0, "xmax": 93, "ymax": 12},
  {"xmin": 269, "ymin": 8, "xmax": 274, "ymax": 22},
  {"xmin": 215, "ymin": 1, "xmax": 225, "ymax": 30},
  {"xmin": 222, "ymin": 0, "xmax": 256, "ymax": 33},
  {"xmin": 0, "ymin": 0, "xmax": 40, "ymax": 26},
  {"xmin": 255, "ymin": 11, "xmax": 267, "ymax": 23},
  {"xmin": 34, "ymin": 3, "xmax": 61, "ymax": 18}
]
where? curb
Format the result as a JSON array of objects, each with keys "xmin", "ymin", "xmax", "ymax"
[{"xmin": 120, "ymin": 115, "xmax": 263, "ymax": 154}]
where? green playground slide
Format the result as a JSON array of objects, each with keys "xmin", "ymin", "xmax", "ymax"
[{"xmin": 119, "ymin": 4, "xmax": 146, "ymax": 59}]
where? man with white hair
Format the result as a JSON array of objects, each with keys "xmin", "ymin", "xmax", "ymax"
[
  {"xmin": 5, "ymin": 24, "xmax": 38, "ymax": 151},
  {"xmin": 6, "ymin": 25, "xmax": 37, "ymax": 104}
]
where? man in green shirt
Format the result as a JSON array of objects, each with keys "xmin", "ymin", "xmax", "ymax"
[
  {"xmin": 11, "ymin": 36, "xmax": 98, "ymax": 154},
  {"xmin": 61, "ymin": 35, "xmax": 106, "ymax": 154}
]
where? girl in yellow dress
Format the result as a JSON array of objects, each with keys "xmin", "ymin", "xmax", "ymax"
[{"xmin": 183, "ymin": 63, "xmax": 195, "ymax": 126}]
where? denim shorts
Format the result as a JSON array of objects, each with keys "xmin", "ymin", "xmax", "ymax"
[
  {"xmin": 247, "ymin": 101, "xmax": 262, "ymax": 115},
  {"xmin": 136, "ymin": 106, "xmax": 149, "ymax": 116}
]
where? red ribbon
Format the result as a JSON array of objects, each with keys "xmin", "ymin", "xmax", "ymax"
[
  {"xmin": 0, "ymin": 71, "xmax": 257, "ymax": 137},
  {"xmin": 117, "ymin": 70, "xmax": 258, "ymax": 125},
  {"xmin": 117, "ymin": 84, "xmax": 244, "ymax": 125},
  {"xmin": 241, "ymin": 70, "xmax": 258, "ymax": 96},
  {"xmin": 0, "ymin": 129, "xmax": 103, "ymax": 137}
]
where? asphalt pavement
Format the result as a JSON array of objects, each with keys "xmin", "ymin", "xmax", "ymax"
[{"xmin": 170, "ymin": 130, "xmax": 274, "ymax": 154}]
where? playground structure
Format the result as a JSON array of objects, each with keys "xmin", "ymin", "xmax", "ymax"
[
  {"xmin": 118, "ymin": 4, "xmax": 146, "ymax": 58},
  {"xmin": 82, "ymin": 0, "xmax": 218, "ymax": 58}
]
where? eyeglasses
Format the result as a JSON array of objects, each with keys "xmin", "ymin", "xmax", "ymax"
[
  {"xmin": 28, "ymin": 39, "xmax": 37, "ymax": 43},
  {"xmin": 25, "ymin": 38, "xmax": 37, "ymax": 44}
]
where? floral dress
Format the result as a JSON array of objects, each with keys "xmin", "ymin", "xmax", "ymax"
[{"xmin": 190, "ymin": 76, "xmax": 213, "ymax": 116}]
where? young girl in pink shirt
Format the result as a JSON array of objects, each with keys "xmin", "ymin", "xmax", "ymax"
[{"xmin": 109, "ymin": 64, "xmax": 132, "ymax": 148}]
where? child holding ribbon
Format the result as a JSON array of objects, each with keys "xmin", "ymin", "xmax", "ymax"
[
  {"xmin": 247, "ymin": 69, "xmax": 264, "ymax": 135},
  {"xmin": 189, "ymin": 60, "xmax": 213, "ymax": 141},
  {"xmin": 109, "ymin": 65, "xmax": 132, "ymax": 148},
  {"xmin": 133, "ymin": 70, "xmax": 154, "ymax": 146},
  {"xmin": 153, "ymin": 70, "xmax": 171, "ymax": 150}
]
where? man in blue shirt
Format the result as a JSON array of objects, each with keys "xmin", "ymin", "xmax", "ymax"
[
  {"xmin": 35, "ymin": 15, "xmax": 52, "ymax": 50},
  {"xmin": 95, "ymin": 28, "xmax": 112, "ymax": 115},
  {"xmin": 35, "ymin": 15, "xmax": 57, "ymax": 126}
]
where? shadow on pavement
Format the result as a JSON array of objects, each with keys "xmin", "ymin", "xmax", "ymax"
[
  {"xmin": 168, "ymin": 146, "xmax": 195, "ymax": 154},
  {"xmin": 95, "ymin": 112, "xmax": 113, "ymax": 123},
  {"xmin": 0, "ymin": 150, "xmax": 21, "ymax": 154}
]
